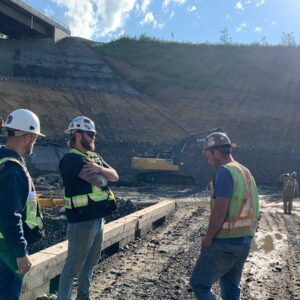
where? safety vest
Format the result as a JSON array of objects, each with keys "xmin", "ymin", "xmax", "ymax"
[
  {"xmin": 63, "ymin": 148, "xmax": 115, "ymax": 210},
  {"xmin": 211, "ymin": 161, "xmax": 259, "ymax": 238},
  {"xmin": 0, "ymin": 157, "xmax": 44, "ymax": 240}
]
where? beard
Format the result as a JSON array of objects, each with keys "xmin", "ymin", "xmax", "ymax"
[
  {"xmin": 24, "ymin": 142, "xmax": 34, "ymax": 155},
  {"xmin": 81, "ymin": 137, "xmax": 95, "ymax": 151}
]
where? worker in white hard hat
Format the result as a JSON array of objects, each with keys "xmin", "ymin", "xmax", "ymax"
[
  {"xmin": 279, "ymin": 171, "xmax": 298, "ymax": 214},
  {"xmin": 190, "ymin": 132, "xmax": 259, "ymax": 300},
  {"xmin": 58, "ymin": 116, "xmax": 119, "ymax": 300},
  {"xmin": 0, "ymin": 109, "xmax": 45, "ymax": 300}
]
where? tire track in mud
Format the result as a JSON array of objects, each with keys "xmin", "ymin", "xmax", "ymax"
[
  {"xmin": 87, "ymin": 206, "xmax": 208, "ymax": 300},
  {"xmin": 76, "ymin": 204, "xmax": 300, "ymax": 300},
  {"xmin": 242, "ymin": 210, "xmax": 300, "ymax": 300}
]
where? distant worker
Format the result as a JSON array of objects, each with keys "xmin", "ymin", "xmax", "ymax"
[
  {"xmin": 190, "ymin": 132, "xmax": 259, "ymax": 300},
  {"xmin": 279, "ymin": 171, "xmax": 298, "ymax": 215},
  {"xmin": 0, "ymin": 116, "xmax": 4, "ymax": 135},
  {"xmin": 0, "ymin": 109, "xmax": 45, "ymax": 300},
  {"xmin": 58, "ymin": 116, "xmax": 119, "ymax": 300}
]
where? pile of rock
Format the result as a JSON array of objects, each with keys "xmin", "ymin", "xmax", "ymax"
[{"xmin": 28, "ymin": 198, "xmax": 137, "ymax": 254}]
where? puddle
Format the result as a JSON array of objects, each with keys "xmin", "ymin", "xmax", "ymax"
[{"xmin": 261, "ymin": 235, "xmax": 274, "ymax": 253}]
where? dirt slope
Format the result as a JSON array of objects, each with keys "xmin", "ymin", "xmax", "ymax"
[
  {"xmin": 95, "ymin": 39, "xmax": 300, "ymax": 149},
  {"xmin": 1, "ymin": 37, "xmax": 300, "ymax": 148},
  {"xmin": 0, "ymin": 80, "xmax": 186, "ymax": 141}
]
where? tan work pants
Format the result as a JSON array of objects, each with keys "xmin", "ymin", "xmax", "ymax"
[{"xmin": 283, "ymin": 197, "xmax": 293, "ymax": 214}]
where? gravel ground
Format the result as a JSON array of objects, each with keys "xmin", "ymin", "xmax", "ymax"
[
  {"xmin": 31, "ymin": 182, "xmax": 300, "ymax": 300},
  {"xmin": 79, "ymin": 191, "xmax": 300, "ymax": 300}
]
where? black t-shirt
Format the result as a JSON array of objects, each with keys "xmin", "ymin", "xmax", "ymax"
[
  {"xmin": 59, "ymin": 150, "xmax": 108, "ymax": 222},
  {"xmin": 59, "ymin": 152, "xmax": 93, "ymax": 198}
]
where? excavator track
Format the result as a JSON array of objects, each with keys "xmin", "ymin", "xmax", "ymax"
[{"xmin": 136, "ymin": 172, "xmax": 195, "ymax": 185}]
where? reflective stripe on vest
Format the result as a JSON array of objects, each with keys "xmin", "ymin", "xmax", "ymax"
[
  {"xmin": 64, "ymin": 148, "xmax": 113, "ymax": 209},
  {"xmin": 0, "ymin": 157, "xmax": 43, "ymax": 239},
  {"xmin": 211, "ymin": 161, "xmax": 259, "ymax": 238}
]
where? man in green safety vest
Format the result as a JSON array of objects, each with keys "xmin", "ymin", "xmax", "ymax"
[
  {"xmin": 190, "ymin": 132, "xmax": 259, "ymax": 300},
  {"xmin": 57, "ymin": 116, "xmax": 119, "ymax": 300},
  {"xmin": 0, "ymin": 109, "xmax": 45, "ymax": 300}
]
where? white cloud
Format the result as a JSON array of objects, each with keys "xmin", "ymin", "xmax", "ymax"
[
  {"xmin": 108, "ymin": 29, "xmax": 125, "ymax": 40},
  {"xmin": 254, "ymin": 27, "xmax": 262, "ymax": 32},
  {"xmin": 271, "ymin": 21, "xmax": 276, "ymax": 26},
  {"xmin": 187, "ymin": 6, "xmax": 197, "ymax": 12},
  {"xmin": 140, "ymin": 0, "xmax": 152, "ymax": 13},
  {"xmin": 225, "ymin": 14, "xmax": 232, "ymax": 21},
  {"xmin": 162, "ymin": 0, "xmax": 171, "ymax": 9},
  {"xmin": 162, "ymin": 0, "xmax": 186, "ymax": 9},
  {"xmin": 234, "ymin": 1, "xmax": 244, "ymax": 10},
  {"xmin": 174, "ymin": 0, "xmax": 187, "ymax": 4},
  {"xmin": 256, "ymin": 0, "xmax": 266, "ymax": 7},
  {"xmin": 236, "ymin": 22, "xmax": 247, "ymax": 32},
  {"xmin": 169, "ymin": 11, "xmax": 175, "ymax": 18},
  {"xmin": 52, "ymin": 0, "xmax": 137, "ymax": 39},
  {"xmin": 140, "ymin": 12, "xmax": 164, "ymax": 29},
  {"xmin": 44, "ymin": 8, "xmax": 54, "ymax": 18}
]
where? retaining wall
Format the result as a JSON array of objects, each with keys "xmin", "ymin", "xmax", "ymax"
[{"xmin": 21, "ymin": 200, "xmax": 176, "ymax": 300}]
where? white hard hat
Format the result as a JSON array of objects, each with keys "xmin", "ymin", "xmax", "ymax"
[
  {"xmin": 204, "ymin": 132, "xmax": 236, "ymax": 150},
  {"xmin": 5, "ymin": 109, "xmax": 45, "ymax": 137},
  {"xmin": 65, "ymin": 116, "xmax": 96, "ymax": 134},
  {"xmin": 292, "ymin": 171, "xmax": 297, "ymax": 178}
]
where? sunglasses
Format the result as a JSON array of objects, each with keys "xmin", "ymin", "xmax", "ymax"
[
  {"xmin": 77, "ymin": 130, "xmax": 96, "ymax": 138},
  {"xmin": 85, "ymin": 131, "xmax": 96, "ymax": 139}
]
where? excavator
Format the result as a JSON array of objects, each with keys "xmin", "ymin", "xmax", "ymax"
[{"xmin": 131, "ymin": 128, "xmax": 221, "ymax": 184}]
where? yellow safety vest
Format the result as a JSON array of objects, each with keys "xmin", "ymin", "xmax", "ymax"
[
  {"xmin": 211, "ymin": 161, "xmax": 259, "ymax": 238},
  {"xmin": 0, "ymin": 157, "xmax": 44, "ymax": 239},
  {"xmin": 63, "ymin": 148, "xmax": 115, "ymax": 209}
]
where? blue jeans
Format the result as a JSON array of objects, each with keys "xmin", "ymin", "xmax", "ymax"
[
  {"xmin": 58, "ymin": 218, "xmax": 104, "ymax": 300},
  {"xmin": 190, "ymin": 240, "xmax": 251, "ymax": 300},
  {"xmin": 0, "ymin": 250, "xmax": 24, "ymax": 300}
]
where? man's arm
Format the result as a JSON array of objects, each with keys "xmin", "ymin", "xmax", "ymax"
[
  {"xmin": 0, "ymin": 166, "xmax": 28, "ymax": 258},
  {"xmin": 202, "ymin": 197, "xmax": 230, "ymax": 247},
  {"xmin": 78, "ymin": 168, "xmax": 108, "ymax": 188},
  {"xmin": 202, "ymin": 167, "xmax": 233, "ymax": 247},
  {"xmin": 82, "ymin": 161, "xmax": 119, "ymax": 182}
]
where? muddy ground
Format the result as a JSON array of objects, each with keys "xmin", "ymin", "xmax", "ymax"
[{"xmin": 55, "ymin": 186, "xmax": 299, "ymax": 300}]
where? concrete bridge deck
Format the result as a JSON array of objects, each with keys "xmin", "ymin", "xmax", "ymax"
[{"xmin": 0, "ymin": 0, "xmax": 70, "ymax": 41}]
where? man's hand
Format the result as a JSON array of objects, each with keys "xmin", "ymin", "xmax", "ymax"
[
  {"xmin": 83, "ymin": 161, "xmax": 119, "ymax": 182},
  {"xmin": 83, "ymin": 161, "xmax": 103, "ymax": 174},
  {"xmin": 202, "ymin": 236, "xmax": 213, "ymax": 248},
  {"xmin": 16, "ymin": 255, "xmax": 32, "ymax": 274}
]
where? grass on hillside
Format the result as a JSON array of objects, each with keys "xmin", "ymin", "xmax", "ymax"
[{"xmin": 93, "ymin": 35, "xmax": 300, "ymax": 96}]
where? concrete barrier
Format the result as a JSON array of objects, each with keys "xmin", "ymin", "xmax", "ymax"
[{"xmin": 21, "ymin": 200, "xmax": 175, "ymax": 300}]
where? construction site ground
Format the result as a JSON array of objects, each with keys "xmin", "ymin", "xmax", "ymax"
[{"xmin": 66, "ymin": 186, "xmax": 300, "ymax": 300}]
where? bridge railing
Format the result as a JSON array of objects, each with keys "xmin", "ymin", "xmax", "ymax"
[{"xmin": 11, "ymin": 0, "xmax": 70, "ymax": 33}]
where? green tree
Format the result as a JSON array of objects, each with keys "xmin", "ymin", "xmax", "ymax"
[
  {"xmin": 219, "ymin": 27, "xmax": 232, "ymax": 44},
  {"xmin": 280, "ymin": 32, "xmax": 297, "ymax": 46},
  {"xmin": 260, "ymin": 36, "xmax": 268, "ymax": 46}
]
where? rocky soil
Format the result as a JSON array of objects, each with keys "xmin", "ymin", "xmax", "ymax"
[
  {"xmin": 73, "ymin": 189, "xmax": 300, "ymax": 300},
  {"xmin": 29, "ymin": 178, "xmax": 300, "ymax": 300}
]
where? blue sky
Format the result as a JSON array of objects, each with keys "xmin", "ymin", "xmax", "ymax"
[{"xmin": 25, "ymin": 0, "xmax": 300, "ymax": 44}]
